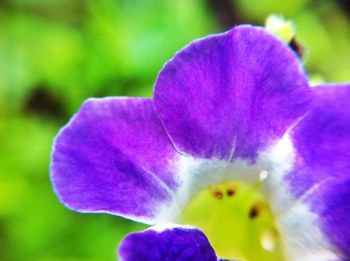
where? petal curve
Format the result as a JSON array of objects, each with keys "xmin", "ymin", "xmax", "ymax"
[
  {"xmin": 306, "ymin": 175, "xmax": 350, "ymax": 259},
  {"xmin": 51, "ymin": 97, "xmax": 181, "ymax": 223},
  {"xmin": 118, "ymin": 225, "xmax": 217, "ymax": 261},
  {"xmin": 153, "ymin": 25, "xmax": 311, "ymax": 161},
  {"xmin": 285, "ymin": 84, "xmax": 350, "ymax": 258}
]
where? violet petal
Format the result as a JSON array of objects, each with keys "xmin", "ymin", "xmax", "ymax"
[
  {"xmin": 118, "ymin": 226, "xmax": 217, "ymax": 261},
  {"xmin": 51, "ymin": 97, "xmax": 180, "ymax": 223},
  {"xmin": 153, "ymin": 25, "xmax": 311, "ymax": 161}
]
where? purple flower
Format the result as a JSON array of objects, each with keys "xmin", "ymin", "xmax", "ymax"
[{"xmin": 50, "ymin": 25, "xmax": 350, "ymax": 261}]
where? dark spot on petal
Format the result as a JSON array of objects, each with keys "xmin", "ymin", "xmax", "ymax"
[
  {"xmin": 213, "ymin": 190, "xmax": 223, "ymax": 200},
  {"xmin": 289, "ymin": 37, "xmax": 304, "ymax": 58},
  {"xmin": 226, "ymin": 189, "xmax": 235, "ymax": 197},
  {"xmin": 249, "ymin": 205, "xmax": 260, "ymax": 219}
]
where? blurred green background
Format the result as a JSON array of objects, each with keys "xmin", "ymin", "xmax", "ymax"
[{"xmin": 0, "ymin": 0, "xmax": 349, "ymax": 260}]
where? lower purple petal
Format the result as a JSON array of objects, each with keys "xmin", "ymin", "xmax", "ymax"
[{"xmin": 118, "ymin": 226, "xmax": 217, "ymax": 261}]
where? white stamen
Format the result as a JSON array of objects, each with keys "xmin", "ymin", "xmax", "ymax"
[
  {"xmin": 259, "ymin": 170, "xmax": 269, "ymax": 181},
  {"xmin": 261, "ymin": 229, "xmax": 276, "ymax": 252}
]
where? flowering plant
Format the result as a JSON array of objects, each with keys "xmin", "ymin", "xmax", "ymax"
[{"xmin": 51, "ymin": 25, "xmax": 350, "ymax": 260}]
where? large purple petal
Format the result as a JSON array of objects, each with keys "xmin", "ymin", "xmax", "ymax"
[
  {"xmin": 287, "ymin": 84, "xmax": 350, "ymax": 195},
  {"xmin": 51, "ymin": 98, "xmax": 181, "ymax": 223},
  {"xmin": 153, "ymin": 25, "xmax": 311, "ymax": 161},
  {"xmin": 118, "ymin": 226, "xmax": 217, "ymax": 261},
  {"xmin": 286, "ymin": 84, "xmax": 350, "ymax": 257}
]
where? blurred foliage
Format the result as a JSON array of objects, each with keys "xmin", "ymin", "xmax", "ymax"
[{"xmin": 0, "ymin": 0, "xmax": 349, "ymax": 260}]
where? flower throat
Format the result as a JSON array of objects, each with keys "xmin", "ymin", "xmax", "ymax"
[{"xmin": 179, "ymin": 180, "xmax": 285, "ymax": 260}]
